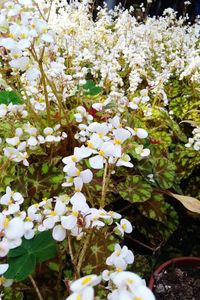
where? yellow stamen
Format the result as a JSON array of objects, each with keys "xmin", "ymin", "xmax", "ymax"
[
  {"xmin": 116, "ymin": 250, "xmax": 121, "ymax": 256},
  {"xmin": 98, "ymin": 133, "xmax": 103, "ymax": 138},
  {"xmin": 116, "ymin": 268, "xmax": 122, "ymax": 272},
  {"xmin": 122, "ymin": 224, "xmax": 127, "ymax": 230},
  {"xmin": 42, "ymin": 28, "xmax": 47, "ymax": 33},
  {"xmin": 127, "ymin": 278, "xmax": 134, "ymax": 284},
  {"xmin": 135, "ymin": 297, "xmax": 142, "ymax": 300},
  {"xmin": 25, "ymin": 64, "xmax": 30, "ymax": 70},
  {"xmin": 20, "ymin": 33, "xmax": 26, "ymax": 38},
  {"xmin": 26, "ymin": 216, "xmax": 31, "ymax": 221},
  {"xmin": 72, "ymin": 211, "xmax": 78, "ymax": 217},
  {"xmin": 76, "ymin": 169, "xmax": 81, "ymax": 176},
  {"xmin": 114, "ymin": 139, "xmax": 122, "ymax": 145},
  {"xmin": 76, "ymin": 295, "xmax": 81, "ymax": 300},
  {"xmin": 99, "ymin": 150, "xmax": 105, "ymax": 156},
  {"xmin": 4, "ymin": 217, "xmax": 9, "ymax": 228},
  {"xmin": 87, "ymin": 142, "xmax": 93, "ymax": 148},
  {"xmin": 0, "ymin": 277, "xmax": 6, "ymax": 285},
  {"xmin": 71, "ymin": 156, "xmax": 76, "ymax": 162},
  {"xmin": 50, "ymin": 211, "xmax": 57, "ymax": 216},
  {"xmin": 8, "ymin": 33, "xmax": 13, "ymax": 38},
  {"xmin": 81, "ymin": 276, "xmax": 91, "ymax": 285}
]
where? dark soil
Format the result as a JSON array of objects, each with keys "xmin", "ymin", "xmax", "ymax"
[{"xmin": 153, "ymin": 265, "xmax": 200, "ymax": 300}]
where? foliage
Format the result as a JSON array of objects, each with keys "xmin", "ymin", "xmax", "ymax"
[{"xmin": 0, "ymin": 1, "xmax": 200, "ymax": 300}]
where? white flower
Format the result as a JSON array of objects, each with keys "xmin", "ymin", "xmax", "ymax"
[
  {"xmin": 0, "ymin": 14, "xmax": 8, "ymax": 33},
  {"xmin": 70, "ymin": 275, "xmax": 101, "ymax": 292},
  {"xmin": 0, "ymin": 104, "xmax": 7, "ymax": 118},
  {"xmin": 0, "ymin": 264, "xmax": 9, "ymax": 275},
  {"xmin": 0, "ymin": 240, "xmax": 9, "ymax": 257},
  {"xmin": 133, "ymin": 128, "xmax": 148, "ymax": 139},
  {"xmin": 108, "ymin": 289, "xmax": 133, "ymax": 300},
  {"xmin": 116, "ymin": 219, "xmax": 133, "ymax": 236},
  {"xmin": 63, "ymin": 146, "xmax": 93, "ymax": 167},
  {"xmin": 6, "ymin": 137, "xmax": 20, "ymax": 146},
  {"xmin": 133, "ymin": 285, "xmax": 155, "ymax": 300},
  {"xmin": 66, "ymin": 286, "xmax": 94, "ymax": 300},
  {"xmin": 89, "ymin": 142, "xmax": 116, "ymax": 169},
  {"xmin": 112, "ymin": 271, "xmax": 144, "ymax": 288},
  {"xmin": 4, "ymin": 217, "xmax": 25, "ymax": 240},
  {"xmin": 52, "ymin": 225, "xmax": 66, "ymax": 241},
  {"xmin": 24, "ymin": 221, "xmax": 34, "ymax": 239},
  {"xmin": 106, "ymin": 244, "xmax": 134, "ymax": 270},
  {"xmin": 116, "ymin": 154, "xmax": 133, "ymax": 168},
  {"xmin": 135, "ymin": 145, "xmax": 150, "ymax": 157},
  {"xmin": 10, "ymin": 57, "xmax": 30, "ymax": 71},
  {"xmin": 61, "ymin": 202, "xmax": 89, "ymax": 231}
]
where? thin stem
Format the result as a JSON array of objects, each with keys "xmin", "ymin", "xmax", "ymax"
[
  {"xmin": 29, "ymin": 275, "xmax": 44, "ymax": 300},
  {"xmin": 38, "ymin": 62, "xmax": 51, "ymax": 123},
  {"xmin": 101, "ymin": 162, "xmax": 113, "ymax": 208},
  {"xmin": 67, "ymin": 233, "xmax": 74, "ymax": 262},
  {"xmin": 76, "ymin": 231, "xmax": 92, "ymax": 278},
  {"xmin": 56, "ymin": 245, "xmax": 63, "ymax": 300},
  {"xmin": 101, "ymin": 161, "xmax": 108, "ymax": 208},
  {"xmin": 84, "ymin": 185, "xmax": 94, "ymax": 207}
]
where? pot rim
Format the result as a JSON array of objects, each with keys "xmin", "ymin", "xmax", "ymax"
[{"xmin": 148, "ymin": 256, "xmax": 200, "ymax": 290}]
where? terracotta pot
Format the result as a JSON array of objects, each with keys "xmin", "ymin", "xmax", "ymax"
[{"xmin": 149, "ymin": 256, "xmax": 200, "ymax": 290}]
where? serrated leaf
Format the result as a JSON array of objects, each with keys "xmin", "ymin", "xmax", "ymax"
[
  {"xmin": 118, "ymin": 175, "xmax": 152, "ymax": 203},
  {"xmin": 169, "ymin": 192, "xmax": 200, "ymax": 213},
  {"xmin": 153, "ymin": 158, "xmax": 175, "ymax": 189},
  {"xmin": 0, "ymin": 91, "xmax": 22, "ymax": 105}
]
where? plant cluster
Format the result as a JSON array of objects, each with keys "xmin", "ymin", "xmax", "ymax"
[{"xmin": 0, "ymin": 0, "xmax": 200, "ymax": 299}]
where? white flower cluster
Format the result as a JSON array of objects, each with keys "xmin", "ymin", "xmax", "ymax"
[
  {"xmin": 72, "ymin": 109, "xmax": 149, "ymax": 171},
  {"xmin": 2, "ymin": 123, "xmax": 67, "ymax": 166},
  {"xmin": 66, "ymin": 268, "xmax": 155, "ymax": 300},
  {"xmin": 0, "ymin": 0, "xmax": 199, "ymax": 117},
  {"xmin": 0, "ymin": 104, "xmax": 27, "ymax": 119},
  {"xmin": 185, "ymin": 127, "xmax": 200, "ymax": 151}
]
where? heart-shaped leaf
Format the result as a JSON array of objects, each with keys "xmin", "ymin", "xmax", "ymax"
[{"xmin": 5, "ymin": 231, "xmax": 57, "ymax": 281}]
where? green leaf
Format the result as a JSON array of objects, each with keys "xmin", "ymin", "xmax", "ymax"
[
  {"xmin": 42, "ymin": 163, "xmax": 49, "ymax": 174},
  {"xmin": 82, "ymin": 80, "xmax": 102, "ymax": 96},
  {"xmin": 32, "ymin": 231, "xmax": 57, "ymax": 263},
  {"xmin": 48, "ymin": 262, "xmax": 59, "ymax": 272},
  {"xmin": 50, "ymin": 174, "xmax": 64, "ymax": 184},
  {"xmin": 0, "ymin": 91, "xmax": 22, "ymax": 105},
  {"xmin": 153, "ymin": 158, "xmax": 175, "ymax": 189},
  {"xmin": 118, "ymin": 175, "xmax": 152, "ymax": 203},
  {"xmin": 5, "ymin": 254, "xmax": 36, "ymax": 281},
  {"xmin": 5, "ymin": 231, "xmax": 57, "ymax": 281},
  {"xmin": 137, "ymin": 193, "xmax": 168, "ymax": 222}
]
